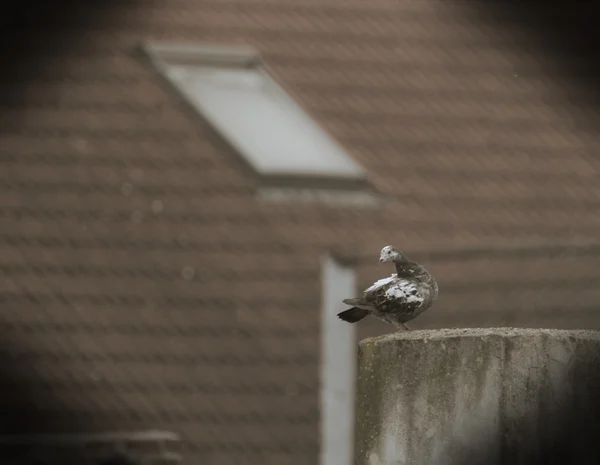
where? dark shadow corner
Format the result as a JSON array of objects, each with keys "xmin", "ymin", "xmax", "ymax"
[
  {"xmin": 0, "ymin": 0, "xmax": 136, "ymax": 102},
  {"xmin": 465, "ymin": 1, "xmax": 600, "ymax": 134},
  {"xmin": 0, "ymin": 338, "xmax": 89, "ymax": 464}
]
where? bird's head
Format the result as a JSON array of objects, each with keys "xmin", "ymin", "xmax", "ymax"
[{"xmin": 379, "ymin": 245, "xmax": 407, "ymax": 264}]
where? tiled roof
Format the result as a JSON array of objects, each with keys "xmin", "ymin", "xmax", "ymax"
[{"xmin": 1, "ymin": 0, "xmax": 600, "ymax": 464}]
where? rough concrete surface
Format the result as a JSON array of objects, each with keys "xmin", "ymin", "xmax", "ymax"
[{"xmin": 355, "ymin": 328, "xmax": 600, "ymax": 465}]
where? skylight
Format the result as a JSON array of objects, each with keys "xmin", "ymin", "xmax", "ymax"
[{"xmin": 143, "ymin": 43, "xmax": 371, "ymax": 192}]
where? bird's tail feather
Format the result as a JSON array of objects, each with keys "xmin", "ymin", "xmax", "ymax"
[
  {"xmin": 343, "ymin": 298, "xmax": 366, "ymax": 307},
  {"xmin": 337, "ymin": 307, "xmax": 369, "ymax": 323},
  {"xmin": 342, "ymin": 298, "xmax": 373, "ymax": 310}
]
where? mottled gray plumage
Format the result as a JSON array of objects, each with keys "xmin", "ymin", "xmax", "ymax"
[{"xmin": 338, "ymin": 245, "xmax": 438, "ymax": 331}]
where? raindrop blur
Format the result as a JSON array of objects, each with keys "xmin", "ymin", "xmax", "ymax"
[
  {"xmin": 151, "ymin": 200, "xmax": 164, "ymax": 213},
  {"xmin": 181, "ymin": 266, "xmax": 195, "ymax": 281},
  {"xmin": 130, "ymin": 210, "xmax": 143, "ymax": 223},
  {"xmin": 121, "ymin": 182, "xmax": 133, "ymax": 196}
]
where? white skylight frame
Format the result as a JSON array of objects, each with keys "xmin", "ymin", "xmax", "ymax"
[{"xmin": 142, "ymin": 42, "xmax": 372, "ymax": 192}]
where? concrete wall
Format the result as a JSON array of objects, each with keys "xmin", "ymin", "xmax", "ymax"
[{"xmin": 355, "ymin": 328, "xmax": 600, "ymax": 465}]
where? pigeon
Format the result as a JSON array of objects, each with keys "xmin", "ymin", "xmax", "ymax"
[{"xmin": 338, "ymin": 245, "xmax": 438, "ymax": 331}]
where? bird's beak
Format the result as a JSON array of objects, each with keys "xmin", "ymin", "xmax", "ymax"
[{"xmin": 379, "ymin": 258, "xmax": 385, "ymax": 263}]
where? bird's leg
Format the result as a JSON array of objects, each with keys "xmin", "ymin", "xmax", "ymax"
[{"xmin": 393, "ymin": 321, "xmax": 411, "ymax": 331}]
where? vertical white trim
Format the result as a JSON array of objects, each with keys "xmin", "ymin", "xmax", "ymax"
[{"xmin": 320, "ymin": 255, "xmax": 357, "ymax": 465}]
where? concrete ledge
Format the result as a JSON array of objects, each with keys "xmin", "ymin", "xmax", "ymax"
[{"xmin": 356, "ymin": 328, "xmax": 600, "ymax": 465}]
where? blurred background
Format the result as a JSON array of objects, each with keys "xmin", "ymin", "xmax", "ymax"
[{"xmin": 0, "ymin": 0, "xmax": 599, "ymax": 464}]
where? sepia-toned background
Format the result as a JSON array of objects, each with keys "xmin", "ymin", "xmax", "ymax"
[{"xmin": 1, "ymin": 1, "xmax": 599, "ymax": 464}]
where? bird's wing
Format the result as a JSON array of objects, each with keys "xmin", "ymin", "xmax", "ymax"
[
  {"xmin": 363, "ymin": 274, "xmax": 398, "ymax": 298},
  {"xmin": 341, "ymin": 275, "xmax": 399, "ymax": 310},
  {"xmin": 372, "ymin": 279, "xmax": 426, "ymax": 314}
]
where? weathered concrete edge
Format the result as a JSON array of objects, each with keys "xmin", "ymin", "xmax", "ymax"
[
  {"xmin": 356, "ymin": 327, "xmax": 600, "ymax": 465},
  {"xmin": 359, "ymin": 327, "xmax": 600, "ymax": 348}
]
